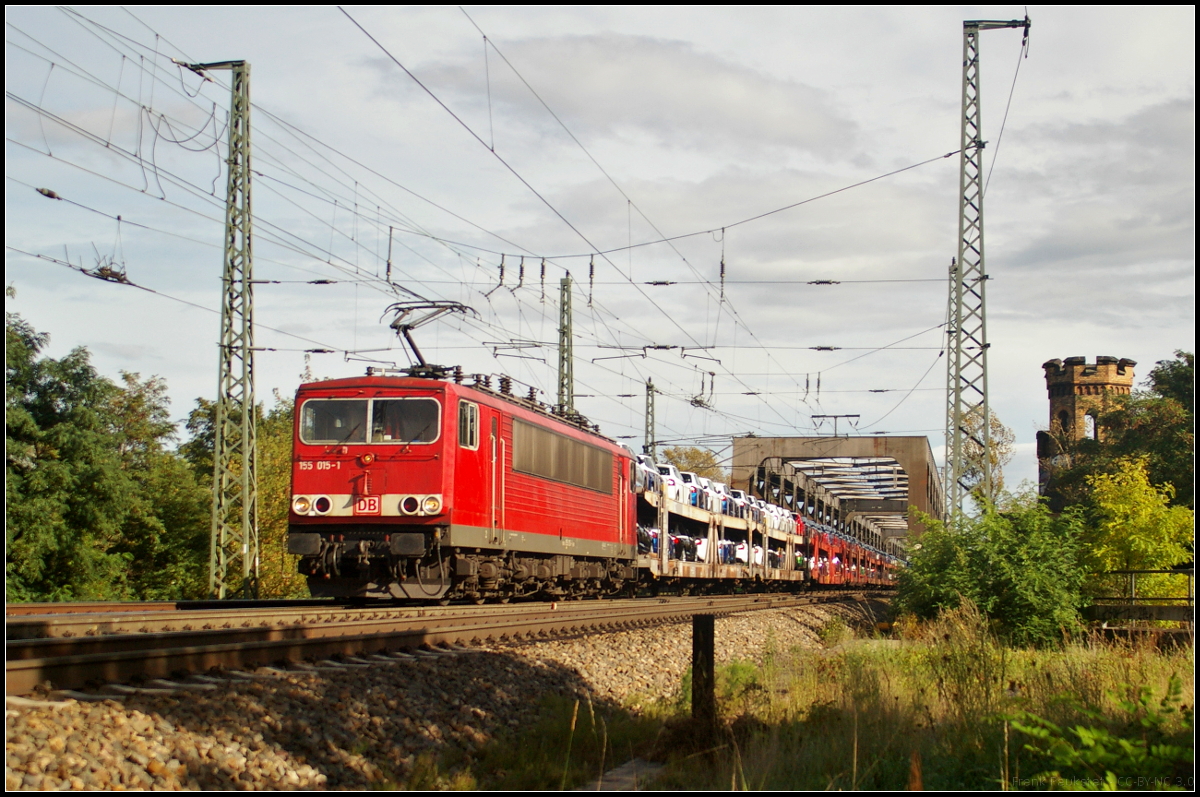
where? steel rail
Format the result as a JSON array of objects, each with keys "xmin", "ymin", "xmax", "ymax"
[
  {"xmin": 4, "ymin": 599, "xmax": 341, "ymax": 617},
  {"xmin": 6, "ymin": 592, "xmax": 885, "ymax": 695},
  {"xmin": 9, "ymin": 601, "xmax": 636, "ymax": 640},
  {"xmin": 6, "ymin": 602, "xmax": 182, "ymax": 616},
  {"xmin": 10, "ymin": 596, "xmax": 780, "ymax": 657},
  {"xmin": 7, "ymin": 590, "xmax": 889, "ymax": 640},
  {"xmin": 9, "ymin": 593, "xmax": 849, "ymax": 655}
]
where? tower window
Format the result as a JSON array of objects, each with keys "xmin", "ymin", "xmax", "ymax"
[{"xmin": 1058, "ymin": 411, "xmax": 1071, "ymax": 435}]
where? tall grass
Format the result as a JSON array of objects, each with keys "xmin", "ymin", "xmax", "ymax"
[
  {"xmin": 410, "ymin": 692, "xmax": 665, "ymax": 791},
  {"xmin": 381, "ymin": 605, "xmax": 1191, "ymax": 790},
  {"xmin": 653, "ymin": 604, "xmax": 1194, "ymax": 791}
]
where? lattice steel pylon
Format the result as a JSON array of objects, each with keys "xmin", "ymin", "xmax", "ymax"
[
  {"xmin": 196, "ymin": 60, "xmax": 258, "ymax": 598},
  {"xmin": 944, "ymin": 18, "xmax": 1029, "ymax": 521},
  {"xmin": 557, "ymin": 275, "xmax": 574, "ymax": 415},
  {"xmin": 644, "ymin": 379, "xmax": 656, "ymax": 460}
]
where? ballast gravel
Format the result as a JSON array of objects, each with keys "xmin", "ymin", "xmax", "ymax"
[{"xmin": 6, "ymin": 601, "xmax": 883, "ymax": 790}]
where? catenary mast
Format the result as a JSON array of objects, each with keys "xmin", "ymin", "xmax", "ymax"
[
  {"xmin": 943, "ymin": 17, "xmax": 1030, "ymax": 522},
  {"xmin": 557, "ymin": 275, "xmax": 574, "ymax": 416},
  {"xmin": 184, "ymin": 60, "xmax": 258, "ymax": 598}
]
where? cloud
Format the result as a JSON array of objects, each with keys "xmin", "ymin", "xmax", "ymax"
[
  {"xmin": 372, "ymin": 32, "xmax": 858, "ymax": 158},
  {"xmin": 475, "ymin": 158, "xmax": 957, "ymax": 273},
  {"xmin": 976, "ymin": 95, "xmax": 1196, "ymax": 328},
  {"xmin": 89, "ymin": 342, "xmax": 160, "ymax": 362}
]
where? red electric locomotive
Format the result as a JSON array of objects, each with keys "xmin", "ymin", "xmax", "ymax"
[{"xmin": 287, "ymin": 372, "xmax": 637, "ymax": 600}]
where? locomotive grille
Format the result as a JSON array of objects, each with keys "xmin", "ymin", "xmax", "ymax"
[{"xmin": 512, "ymin": 419, "xmax": 613, "ymax": 494}]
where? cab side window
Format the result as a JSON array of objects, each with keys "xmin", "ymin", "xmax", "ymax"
[{"xmin": 458, "ymin": 401, "xmax": 479, "ymax": 450}]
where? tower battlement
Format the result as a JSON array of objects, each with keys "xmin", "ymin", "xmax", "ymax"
[
  {"xmin": 1037, "ymin": 356, "xmax": 1136, "ymax": 498},
  {"xmin": 1041, "ymin": 356, "xmax": 1136, "ymax": 440}
]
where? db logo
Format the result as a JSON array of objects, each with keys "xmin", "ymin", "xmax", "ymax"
[{"xmin": 353, "ymin": 496, "xmax": 380, "ymax": 516}]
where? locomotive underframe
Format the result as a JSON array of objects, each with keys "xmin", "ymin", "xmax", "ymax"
[{"xmin": 291, "ymin": 524, "xmax": 637, "ymax": 601}]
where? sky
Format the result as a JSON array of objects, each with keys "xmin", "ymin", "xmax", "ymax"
[{"xmin": 5, "ymin": 5, "xmax": 1195, "ymax": 490}]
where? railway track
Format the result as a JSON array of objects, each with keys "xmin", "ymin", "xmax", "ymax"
[
  {"xmin": 6, "ymin": 592, "xmax": 887, "ymax": 696},
  {"xmin": 4, "ymin": 599, "xmax": 340, "ymax": 617}
]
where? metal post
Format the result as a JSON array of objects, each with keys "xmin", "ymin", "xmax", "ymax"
[
  {"xmin": 944, "ymin": 17, "xmax": 1029, "ymax": 522},
  {"xmin": 692, "ymin": 614, "xmax": 716, "ymax": 744},
  {"xmin": 657, "ymin": 474, "xmax": 669, "ymax": 578},
  {"xmin": 197, "ymin": 60, "xmax": 258, "ymax": 599},
  {"xmin": 557, "ymin": 275, "xmax": 574, "ymax": 416},
  {"xmin": 645, "ymin": 378, "xmax": 656, "ymax": 460}
]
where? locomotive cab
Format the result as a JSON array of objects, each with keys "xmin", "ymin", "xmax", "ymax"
[{"xmin": 288, "ymin": 376, "xmax": 453, "ymax": 598}]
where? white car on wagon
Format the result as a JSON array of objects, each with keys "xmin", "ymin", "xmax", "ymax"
[{"xmin": 656, "ymin": 463, "xmax": 686, "ymax": 503}]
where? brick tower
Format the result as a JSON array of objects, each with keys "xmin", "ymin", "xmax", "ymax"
[
  {"xmin": 1037, "ymin": 356, "xmax": 1136, "ymax": 496},
  {"xmin": 1042, "ymin": 356, "xmax": 1137, "ymax": 440}
]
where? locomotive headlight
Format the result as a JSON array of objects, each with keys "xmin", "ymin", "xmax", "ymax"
[
  {"xmin": 422, "ymin": 495, "xmax": 443, "ymax": 515},
  {"xmin": 401, "ymin": 496, "xmax": 420, "ymax": 515},
  {"xmin": 313, "ymin": 495, "xmax": 332, "ymax": 515},
  {"xmin": 292, "ymin": 496, "xmax": 312, "ymax": 515}
]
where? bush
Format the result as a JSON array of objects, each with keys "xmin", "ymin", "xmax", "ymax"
[
  {"xmin": 896, "ymin": 494, "xmax": 1087, "ymax": 646},
  {"xmin": 652, "ymin": 624, "xmax": 1194, "ymax": 791}
]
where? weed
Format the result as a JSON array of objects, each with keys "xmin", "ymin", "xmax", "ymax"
[
  {"xmin": 1010, "ymin": 674, "xmax": 1194, "ymax": 790},
  {"xmin": 467, "ymin": 693, "xmax": 664, "ymax": 791},
  {"xmin": 922, "ymin": 601, "xmax": 1009, "ymax": 726},
  {"xmin": 677, "ymin": 659, "xmax": 769, "ymax": 717},
  {"xmin": 819, "ymin": 615, "xmax": 853, "ymax": 647},
  {"xmin": 395, "ymin": 752, "xmax": 476, "ymax": 791},
  {"xmin": 379, "ymin": 611, "xmax": 1192, "ymax": 791},
  {"xmin": 653, "ymin": 613, "xmax": 1193, "ymax": 791},
  {"xmin": 721, "ymin": 660, "xmax": 765, "ymax": 707}
]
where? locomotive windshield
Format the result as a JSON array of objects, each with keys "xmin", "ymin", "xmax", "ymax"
[
  {"xmin": 300, "ymin": 399, "xmax": 367, "ymax": 444},
  {"xmin": 300, "ymin": 397, "xmax": 440, "ymax": 445},
  {"xmin": 371, "ymin": 398, "xmax": 439, "ymax": 443}
]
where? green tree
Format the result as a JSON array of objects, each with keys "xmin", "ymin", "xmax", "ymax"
[
  {"xmin": 7, "ymin": 310, "xmax": 137, "ymax": 600},
  {"xmin": 1082, "ymin": 457, "xmax": 1193, "ymax": 600},
  {"xmin": 662, "ymin": 446, "xmax": 727, "ymax": 481},
  {"xmin": 120, "ymin": 443, "xmax": 210, "ymax": 599},
  {"xmin": 105, "ymin": 373, "xmax": 210, "ymax": 600},
  {"xmin": 963, "ymin": 408, "xmax": 1016, "ymax": 500},
  {"xmin": 896, "ymin": 493, "xmax": 1087, "ymax": 646},
  {"xmin": 177, "ymin": 391, "xmax": 309, "ymax": 598},
  {"xmin": 6, "ymin": 309, "xmax": 209, "ymax": 601},
  {"xmin": 179, "ymin": 397, "xmax": 216, "ymax": 479},
  {"xmin": 1146, "ymin": 349, "xmax": 1193, "ymax": 410},
  {"xmin": 257, "ymin": 392, "xmax": 307, "ymax": 598}
]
